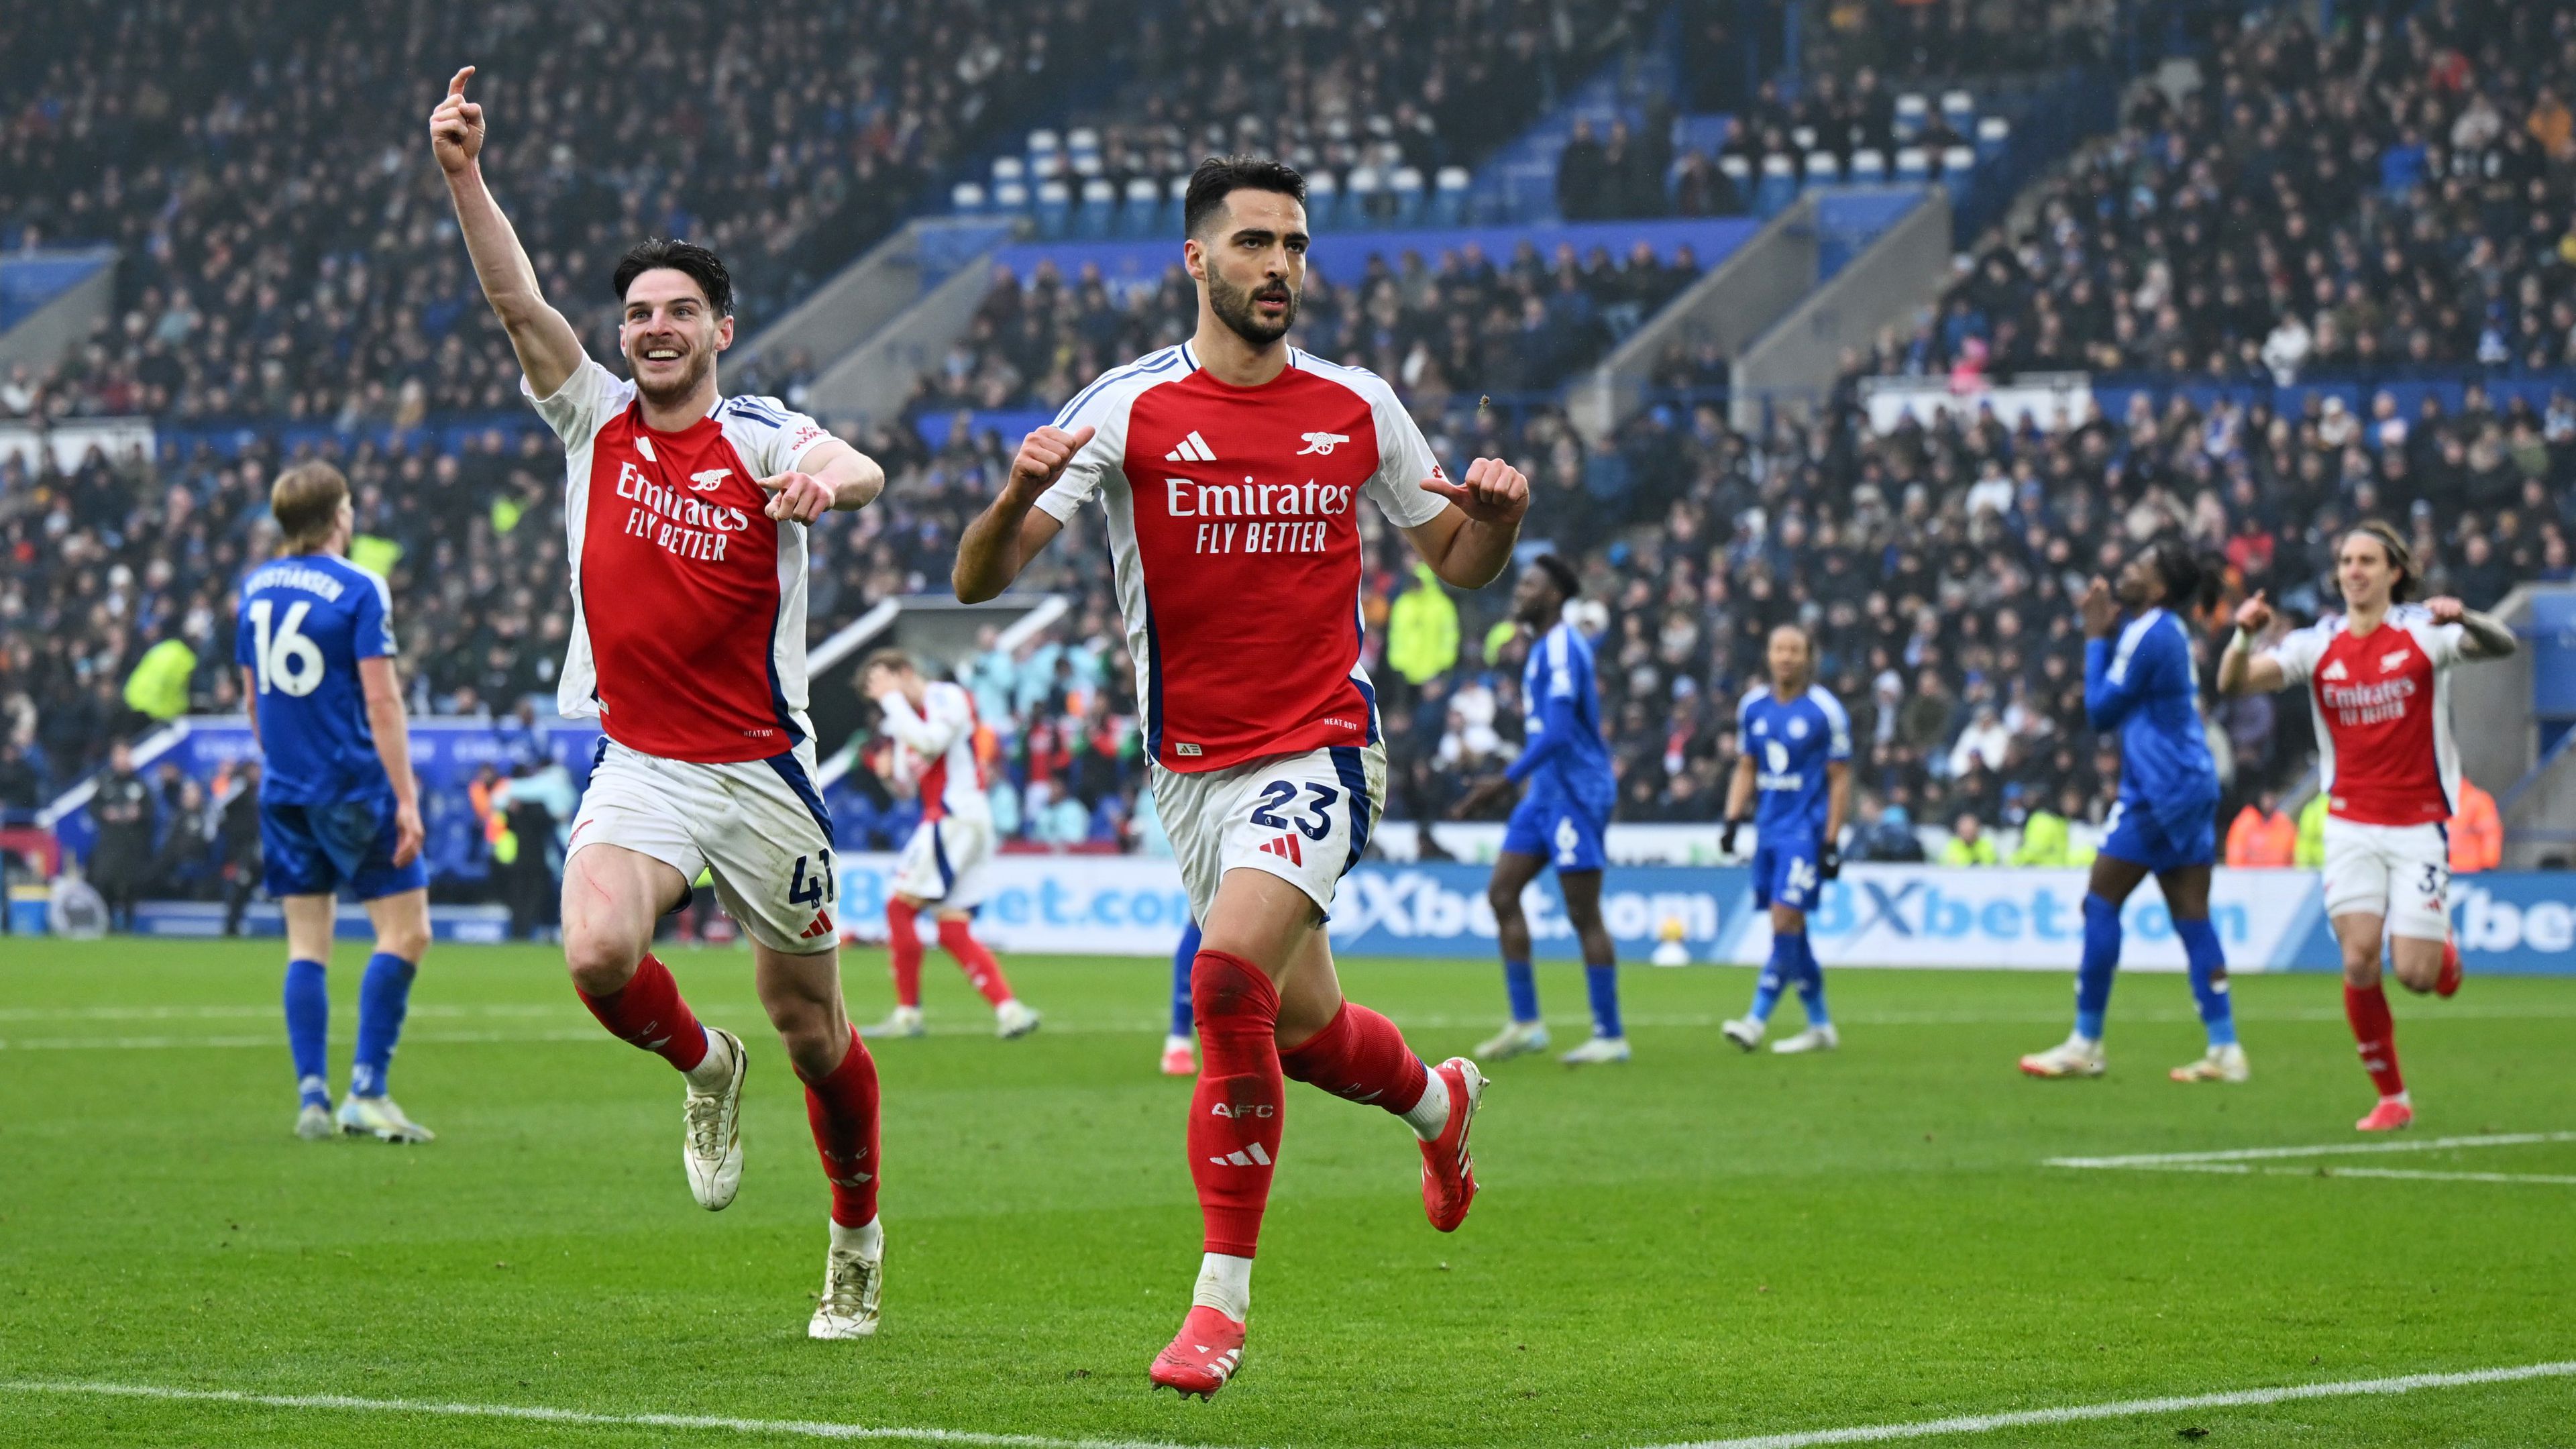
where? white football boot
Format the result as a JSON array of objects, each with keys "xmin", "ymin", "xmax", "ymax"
[
  {"xmin": 1719, "ymin": 1017, "xmax": 1766, "ymax": 1052},
  {"xmin": 995, "ymin": 999, "xmax": 1042, "ymax": 1039},
  {"xmin": 808, "ymin": 1220, "xmax": 883, "ymax": 1340},
  {"xmin": 337, "ymin": 1096, "xmax": 435, "ymax": 1142},
  {"xmin": 1474, "ymin": 1019, "xmax": 1552, "ymax": 1061},
  {"xmin": 1558, "ymin": 1034, "xmax": 1631, "ymax": 1065},
  {"xmin": 1772, "ymin": 1024, "xmax": 1839, "ymax": 1054},
  {"xmin": 295, "ymin": 1103, "xmax": 336, "ymax": 1141},
  {"xmin": 2019, "ymin": 1035, "xmax": 2106, "ymax": 1079},
  {"xmin": 1159, "ymin": 1035, "xmax": 1197, "ymax": 1077},
  {"xmin": 684, "ymin": 1027, "xmax": 747, "ymax": 1211},
  {"xmin": 2169, "ymin": 1042, "xmax": 2250, "ymax": 1083},
  {"xmin": 858, "ymin": 1006, "xmax": 925, "ymax": 1039}
]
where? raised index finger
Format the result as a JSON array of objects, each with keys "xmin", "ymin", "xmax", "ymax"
[{"xmin": 448, "ymin": 66, "xmax": 475, "ymax": 98}]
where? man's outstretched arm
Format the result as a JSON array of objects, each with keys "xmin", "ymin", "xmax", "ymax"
[
  {"xmin": 953, "ymin": 425, "xmax": 1090, "ymax": 602},
  {"xmin": 429, "ymin": 66, "xmax": 583, "ymax": 399}
]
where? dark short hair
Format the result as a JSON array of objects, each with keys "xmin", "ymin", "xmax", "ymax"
[
  {"xmin": 2145, "ymin": 537, "xmax": 2218, "ymax": 612},
  {"xmin": 1184, "ymin": 154, "xmax": 1307, "ymax": 239},
  {"xmin": 612, "ymin": 238, "xmax": 733, "ymax": 317},
  {"xmin": 1530, "ymin": 552, "xmax": 1580, "ymax": 601}
]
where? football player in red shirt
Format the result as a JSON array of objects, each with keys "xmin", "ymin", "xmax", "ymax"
[
  {"xmin": 2221, "ymin": 521, "xmax": 2516, "ymax": 1131},
  {"xmin": 955, "ymin": 155, "xmax": 1528, "ymax": 1396},
  {"xmin": 435, "ymin": 68, "xmax": 895, "ymax": 1336}
]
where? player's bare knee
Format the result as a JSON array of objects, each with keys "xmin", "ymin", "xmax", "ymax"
[
  {"xmin": 1486, "ymin": 879, "xmax": 1523, "ymax": 923},
  {"xmin": 562, "ymin": 928, "xmax": 643, "ymax": 995},
  {"xmin": 378, "ymin": 920, "xmax": 431, "ymax": 963},
  {"xmin": 2339, "ymin": 948, "xmax": 2381, "ymax": 989}
]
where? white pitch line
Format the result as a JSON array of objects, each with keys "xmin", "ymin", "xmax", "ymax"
[
  {"xmin": 0, "ymin": 1379, "xmax": 1213, "ymax": 1449},
  {"xmin": 2047, "ymin": 1131, "xmax": 2576, "ymax": 1170},
  {"xmin": 1641, "ymin": 1360, "xmax": 2576, "ymax": 1449}
]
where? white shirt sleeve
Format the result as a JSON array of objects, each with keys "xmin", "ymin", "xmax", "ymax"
[
  {"xmin": 1356, "ymin": 374, "xmax": 1451, "ymax": 529},
  {"xmin": 2265, "ymin": 622, "xmax": 2328, "ymax": 686},
  {"xmin": 724, "ymin": 396, "xmax": 836, "ymax": 477},
  {"xmin": 875, "ymin": 688, "xmax": 965, "ymax": 758},
  {"xmin": 521, "ymin": 356, "xmax": 623, "ymax": 451},
  {"xmin": 2408, "ymin": 617, "xmax": 2469, "ymax": 668},
  {"xmin": 1033, "ymin": 385, "xmax": 1130, "ymax": 523}
]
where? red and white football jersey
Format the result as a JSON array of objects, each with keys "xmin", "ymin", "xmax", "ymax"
[
  {"xmin": 2267, "ymin": 605, "xmax": 2468, "ymax": 826},
  {"xmin": 1032, "ymin": 343, "xmax": 1449, "ymax": 771},
  {"xmin": 877, "ymin": 680, "xmax": 989, "ymax": 824},
  {"xmin": 525, "ymin": 358, "xmax": 833, "ymax": 763}
]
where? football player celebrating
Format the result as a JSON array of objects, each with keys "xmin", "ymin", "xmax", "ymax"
[
  {"xmin": 434, "ymin": 68, "xmax": 895, "ymax": 1336},
  {"xmin": 2019, "ymin": 542, "xmax": 2244, "ymax": 1083},
  {"xmin": 857, "ymin": 649, "xmax": 1040, "ymax": 1041},
  {"xmin": 1455, "ymin": 554, "xmax": 1626, "ymax": 1065},
  {"xmin": 1720, "ymin": 625, "xmax": 1851, "ymax": 1054},
  {"xmin": 953, "ymin": 156, "xmax": 1527, "ymax": 1397},
  {"xmin": 237, "ymin": 462, "xmax": 435, "ymax": 1142},
  {"xmin": 2220, "ymin": 521, "xmax": 2516, "ymax": 1130}
]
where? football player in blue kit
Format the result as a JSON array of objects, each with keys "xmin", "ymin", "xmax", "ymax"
[
  {"xmin": 1457, "ymin": 555, "xmax": 1627, "ymax": 1065},
  {"xmin": 2021, "ymin": 541, "xmax": 2244, "ymax": 1083},
  {"xmin": 1721, "ymin": 625, "xmax": 1851, "ymax": 1055},
  {"xmin": 236, "ymin": 462, "xmax": 436, "ymax": 1142}
]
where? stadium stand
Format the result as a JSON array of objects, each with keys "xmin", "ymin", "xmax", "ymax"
[{"xmin": 8, "ymin": 1, "xmax": 2574, "ymax": 912}]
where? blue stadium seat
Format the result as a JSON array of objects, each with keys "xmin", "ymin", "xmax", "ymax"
[
  {"xmin": 1803, "ymin": 151, "xmax": 1841, "ymax": 190},
  {"xmin": 1026, "ymin": 128, "xmax": 1061, "ymax": 180},
  {"xmin": 1077, "ymin": 178, "xmax": 1116, "ymax": 238},
  {"xmin": 991, "ymin": 155, "xmax": 1025, "ymax": 188},
  {"xmin": 991, "ymin": 180, "xmax": 1030, "ymax": 217},
  {"xmin": 1790, "ymin": 125, "xmax": 1817, "ymax": 155},
  {"xmin": 1344, "ymin": 165, "xmax": 1383, "ymax": 225},
  {"xmin": 951, "ymin": 182, "xmax": 987, "ymax": 217},
  {"xmin": 1848, "ymin": 148, "xmax": 1888, "ymax": 184},
  {"xmin": 1388, "ymin": 166, "xmax": 1426, "ymax": 225},
  {"xmin": 1122, "ymin": 178, "xmax": 1162, "ymax": 237},
  {"xmin": 1065, "ymin": 126, "xmax": 1101, "ymax": 176},
  {"xmin": 1940, "ymin": 146, "xmax": 1977, "ymax": 205},
  {"xmin": 1976, "ymin": 116, "xmax": 2010, "ymax": 162},
  {"xmin": 1756, "ymin": 154, "xmax": 1798, "ymax": 217},
  {"xmin": 1306, "ymin": 170, "xmax": 1342, "ymax": 230},
  {"xmin": 1719, "ymin": 153, "xmax": 1753, "ymax": 205},
  {"xmin": 1433, "ymin": 166, "xmax": 1470, "ymax": 226},
  {"xmin": 1893, "ymin": 94, "xmax": 1927, "ymax": 143},
  {"xmin": 1894, "ymin": 147, "xmax": 1931, "ymax": 184},
  {"xmin": 1941, "ymin": 91, "xmax": 1976, "ymax": 137},
  {"xmin": 1034, "ymin": 180, "xmax": 1072, "ymax": 238},
  {"xmin": 1165, "ymin": 174, "xmax": 1190, "ymax": 236}
]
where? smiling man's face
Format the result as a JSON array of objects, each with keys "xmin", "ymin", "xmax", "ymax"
[{"xmin": 618, "ymin": 268, "xmax": 733, "ymax": 406}]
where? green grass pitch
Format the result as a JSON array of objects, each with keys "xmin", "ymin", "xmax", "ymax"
[{"xmin": 2, "ymin": 938, "xmax": 2571, "ymax": 1447}]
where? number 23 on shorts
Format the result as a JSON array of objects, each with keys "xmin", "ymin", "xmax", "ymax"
[{"xmin": 1250, "ymin": 780, "xmax": 1339, "ymax": 841}]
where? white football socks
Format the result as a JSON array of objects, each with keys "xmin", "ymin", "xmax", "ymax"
[
  {"xmin": 1193, "ymin": 1252, "xmax": 1251, "ymax": 1322},
  {"xmin": 684, "ymin": 1027, "xmax": 735, "ymax": 1093},
  {"xmin": 831, "ymin": 1216, "xmax": 883, "ymax": 1257},
  {"xmin": 1401, "ymin": 1065, "xmax": 1451, "ymax": 1141}
]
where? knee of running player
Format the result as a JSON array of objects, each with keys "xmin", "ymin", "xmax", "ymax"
[
  {"xmin": 767, "ymin": 990, "xmax": 852, "ymax": 1081},
  {"xmin": 1485, "ymin": 875, "xmax": 1525, "ymax": 926},
  {"xmin": 373, "ymin": 902, "xmax": 431, "ymax": 964},
  {"xmin": 561, "ymin": 917, "xmax": 648, "ymax": 996},
  {"xmin": 2389, "ymin": 939, "xmax": 2443, "ymax": 994},
  {"xmin": 2337, "ymin": 928, "xmax": 2383, "ymax": 989}
]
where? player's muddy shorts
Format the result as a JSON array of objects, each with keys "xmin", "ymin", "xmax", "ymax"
[
  {"xmin": 2322, "ymin": 817, "xmax": 2450, "ymax": 943},
  {"xmin": 569, "ymin": 739, "xmax": 839, "ymax": 953},
  {"xmin": 1152, "ymin": 743, "xmax": 1387, "ymax": 922}
]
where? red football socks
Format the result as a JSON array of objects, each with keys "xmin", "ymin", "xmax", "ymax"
[
  {"xmin": 2343, "ymin": 983, "xmax": 2406, "ymax": 1098},
  {"xmin": 575, "ymin": 953, "xmax": 709, "ymax": 1071},
  {"xmin": 885, "ymin": 900, "xmax": 924, "ymax": 1008},
  {"xmin": 1187, "ymin": 949, "xmax": 1283, "ymax": 1258},
  {"xmin": 938, "ymin": 917, "xmax": 1016, "ymax": 1006},
  {"xmin": 800, "ymin": 1024, "xmax": 882, "ymax": 1228},
  {"xmin": 1279, "ymin": 1000, "xmax": 1430, "ymax": 1118}
]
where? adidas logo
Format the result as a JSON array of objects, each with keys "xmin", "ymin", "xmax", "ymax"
[
  {"xmin": 1165, "ymin": 431, "xmax": 1216, "ymax": 463},
  {"xmin": 1257, "ymin": 833, "xmax": 1303, "ymax": 866},
  {"xmin": 800, "ymin": 910, "xmax": 835, "ymax": 940},
  {"xmin": 2321, "ymin": 660, "xmax": 2349, "ymax": 680},
  {"xmin": 1208, "ymin": 1142, "xmax": 1274, "ymax": 1167}
]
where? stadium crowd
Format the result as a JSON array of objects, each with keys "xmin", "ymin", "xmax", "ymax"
[
  {"xmin": 1911, "ymin": 5, "xmax": 2576, "ymax": 380},
  {"xmin": 0, "ymin": 0, "xmax": 1123, "ymax": 425},
  {"xmin": 904, "ymin": 237, "xmax": 1706, "ymax": 419}
]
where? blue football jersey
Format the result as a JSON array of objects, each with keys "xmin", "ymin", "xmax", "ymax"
[
  {"xmin": 2086, "ymin": 607, "xmax": 2218, "ymax": 811},
  {"xmin": 1507, "ymin": 621, "xmax": 1615, "ymax": 811},
  {"xmin": 1739, "ymin": 683, "xmax": 1851, "ymax": 835},
  {"xmin": 235, "ymin": 552, "xmax": 397, "ymax": 806}
]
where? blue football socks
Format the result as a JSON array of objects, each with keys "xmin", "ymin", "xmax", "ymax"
[
  {"xmin": 1583, "ymin": 961, "xmax": 1623, "ymax": 1039},
  {"xmin": 350, "ymin": 951, "xmax": 418, "ymax": 1098},
  {"xmin": 2174, "ymin": 916, "xmax": 2237, "ymax": 1048},
  {"xmin": 1503, "ymin": 957, "xmax": 1542, "ymax": 1024},
  {"xmin": 1169, "ymin": 920, "xmax": 1201, "ymax": 1038},
  {"xmin": 1793, "ymin": 932, "xmax": 1831, "ymax": 1027},
  {"xmin": 1750, "ymin": 931, "xmax": 1796, "ymax": 1025},
  {"xmin": 284, "ymin": 959, "xmax": 330, "ymax": 1109},
  {"xmin": 2074, "ymin": 893, "xmax": 2121, "ymax": 1041}
]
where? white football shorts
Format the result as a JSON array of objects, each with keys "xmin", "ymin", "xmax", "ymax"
[
  {"xmin": 1151, "ymin": 742, "xmax": 1387, "ymax": 922},
  {"xmin": 891, "ymin": 812, "xmax": 996, "ymax": 910},
  {"xmin": 568, "ymin": 739, "xmax": 840, "ymax": 954},
  {"xmin": 2320, "ymin": 816, "xmax": 2451, "ymax": 943}
]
